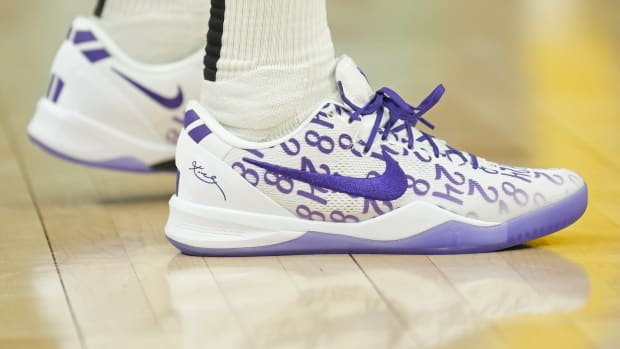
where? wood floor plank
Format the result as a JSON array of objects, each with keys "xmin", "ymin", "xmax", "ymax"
[
  {"xmin": 430, "ymin": 253, "xmax": 592, "ymax": 348},
  {"xmin": 352, "ymin": 254, "xmax": 505, "ymax": 349},
  {"xmin": 206, "ymin": 255, "xmax": 414, "ymax": 349},
  {"xmin": 11, "ymin": 140, "xmax": 250, "ymax": 349},
  {"xmin": 0, "ymin": 119, "xmax": 81, "ymax": 348},
  {"xmin": 105, "ymin": 198, "xmax": 247, "ymax": 349},
  {"xmin": 16, "ymin": 159, "xmax": 168, "ymax": 348},
  {"xmin": 14, "ymin": 148, "xmax": 248, "ymax": 349}
]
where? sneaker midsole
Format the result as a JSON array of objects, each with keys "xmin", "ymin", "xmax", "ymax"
[
  {"xmin": 27, "ymin": 98, "xmax": 175, "ymax": 166},
  {"xmin": 165, "ymin": 194, "xmax": 498, "ymax": 249}
]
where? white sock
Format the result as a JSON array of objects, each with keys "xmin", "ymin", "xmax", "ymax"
[
  {"xmin": 96, "ymin": 0, "xmax": 209, "ymax": 64},
  {"xmin": 200, "ymin": 0, "xmax": 337, "ymax": 141}
]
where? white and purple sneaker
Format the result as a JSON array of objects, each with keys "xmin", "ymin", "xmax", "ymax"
[
  {"xmin": 27, "ymin": 17, "xmax": 202, "ymax": 172},
  {"xmin": 166, "ymin": 56, "xmax": 588, "ymax": 256}
]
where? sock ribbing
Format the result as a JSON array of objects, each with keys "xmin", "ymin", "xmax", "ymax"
[{"xmin": 214, "ymin": 0, "xmax": 334, "ymax": 81}]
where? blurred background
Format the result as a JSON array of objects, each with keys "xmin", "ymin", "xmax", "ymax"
[{"xmin": 0, "ymin": 1, "xmax": 619, "ymax": 349}]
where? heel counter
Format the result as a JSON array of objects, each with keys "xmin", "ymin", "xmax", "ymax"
[
  {"xmin": 43, "ymin": 28, "xmax": 75, "ymax": 105},
  {"xmin": 45, "ymin": 23, "xmax": 110, "ymax": 108},
  {"xmin": 43, "ymin": 18, "xmax": 168, "ymax": 144},
  {"xmin": 175, "ymin": 110, "xmax": 293, "ymax": 217},
  {"xmin": 175, "ymin": 128, "xmax": 229, "ymax": 208}
]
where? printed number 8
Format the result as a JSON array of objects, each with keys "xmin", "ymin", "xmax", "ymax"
[
  {"xmin": 232, "ymin": 162, "xmax": 259, "ymax": 186},
  {"xmin": 305, "ymin": 130, "xmax": 335, "ymax": 154},
  {"xmin": 502, "ymin": 182, "xmax": 529, "ymax": 206},
  {"xmin": 264, "ymin": 171, "xmax": 294, "ymax": 194},
  {"xmin": 296, "ymin": 205, "xmax": 326, "ymax": 221},
  {"xmin": 407, "ymin": 175, "xmax": 430, "ymax": 196}
]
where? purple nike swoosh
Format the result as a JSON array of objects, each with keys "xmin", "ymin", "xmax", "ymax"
[
  {"xmin": 243, "ymin": 151, "xmax": 408, "ymax": 201},
  {"xmin": 112, "ymin": 68, "xmax": 184, "ymax": 109}
]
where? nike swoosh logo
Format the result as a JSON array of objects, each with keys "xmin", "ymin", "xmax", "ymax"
[
  {"xmin": 112, "ymin": 68, "xmax": 184, "ymax": 109},
  {"xmin": 243, "ymin": 152, "xmax": 408, "ymax": 201}
]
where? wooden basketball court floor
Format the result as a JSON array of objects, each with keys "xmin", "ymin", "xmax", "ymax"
[{"xmin": 1, "ymin": 1, "xmax": 619, "ymax": 348}]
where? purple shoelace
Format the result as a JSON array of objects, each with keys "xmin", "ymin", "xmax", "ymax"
[{"xmin": 338, "ymin": 82, "xmax": 479, "ymax": 169}]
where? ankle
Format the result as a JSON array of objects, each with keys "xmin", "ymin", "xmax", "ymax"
[{"xmin": 200, "ymin": 61, "xmax": 338, "ymax": 141}]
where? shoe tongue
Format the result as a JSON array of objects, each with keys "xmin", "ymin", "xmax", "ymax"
[{"xmin": 335, "ymin": 55, "xmax": 374, "ymax": 108}]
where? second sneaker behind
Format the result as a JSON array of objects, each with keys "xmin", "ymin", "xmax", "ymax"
[{"xmin": 28, "ymin": 17, "xmax": 202, "ymax": 172}]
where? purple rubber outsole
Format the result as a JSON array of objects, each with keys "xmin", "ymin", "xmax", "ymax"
[
  {"xmin": 168, "ymin": 185, "xmax": 588, "ymax": 256},
  {"xmin": 29, "ymin": 135, "xmax": 171, "ymax": 173}
]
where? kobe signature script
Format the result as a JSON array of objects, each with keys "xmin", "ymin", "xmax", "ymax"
[{"xmin": 189, "ymin": 161, "xmax": 227, "ymax": 201}]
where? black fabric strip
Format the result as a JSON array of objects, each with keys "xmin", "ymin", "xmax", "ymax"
[
  {"xmin": 94, "ymin": 0, "xmax": 106, "ymax": 17},
  {"xmin": 150, "ymin": 159, "xmax": 176, "ymax": 171},
  {"xmin": 204, "ymin": 0, "xmax": 225, "ymax": 81}
]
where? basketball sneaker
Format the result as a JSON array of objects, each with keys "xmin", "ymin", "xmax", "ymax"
[
  {"xmin": 27, "ymin": 17, "xmax": 202, "ymax": 172},
  {"xmin": 165, "ymin": 55, "xmax": 588, "ymax": 255}
]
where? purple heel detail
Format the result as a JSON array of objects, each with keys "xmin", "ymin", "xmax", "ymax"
[
  {"xmin": 168, "ymin": 185, "xmax": 588, "ymax": 256},
  {"xmin": 29, "ymin": 135, "xmax": 172, "ymax": 173}
]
